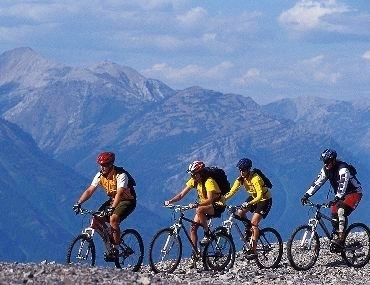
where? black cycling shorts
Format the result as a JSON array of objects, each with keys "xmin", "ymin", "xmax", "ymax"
[{"xmin": 245, "ymin": 197, "xmax": 272, "ymax": 219}]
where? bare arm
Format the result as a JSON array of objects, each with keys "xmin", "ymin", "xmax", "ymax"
[
  {"xmin": 198, "ymin": 190, "xmax": 217, "ymax": 206},
  {"xmin": 165, "ymin": 185, "xmax": 192, "ymax": 204},
  {"xmin": 77, "ymin": 185, "xmax": 98, "ymax": 204},
  {"xmin": 112, "ymin": 187, "xmax": 125, "ymax": 208}
]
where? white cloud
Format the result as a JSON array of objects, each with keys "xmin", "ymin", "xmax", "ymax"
[
  {"xmin": 300, "ymin": 55, "xmax": 341, "ymax": 84},
  {"xmin": 279, "ymin": 0, "xmax": 351, "ymax": 33},
  {"xmin": 176, "ymin": 7, "xmax": 207, "ymax": 26},
  {"xmin": 233, "ymin": 68, "xmax": 267, "ymax": 87},
  {"xmin": 142, "ymin": 61, "xmax": 233, "ymax": 82},
  {"xmin": 362, "ymin": 51, "xmax": 370, "ymax": 60},
  {"xmin": 0, "ymin": 2, "xmax": 76, "ymax": 22}
]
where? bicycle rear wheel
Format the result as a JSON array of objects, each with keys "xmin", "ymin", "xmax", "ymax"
[
  {"xmin": 255, "ymin": 227, "xmax": 283, "ymax": 269},
  {"xmin": 287, "ymin": 225, "xmax": 320, "ymax": 271},
  {"xmin": 149, "ymin": 228, "xmax": 182, "ymax": 273},
  {"xmin": 66, "ymin": 234, "xmax": 96, "ymax": 267},
  {"xmin": 341, "ymin": 222, "xmax": 370, "ymax": 268},
  {"xmin": 115, "ymin": 229, "xmax": 144, "ymax": 271},
  {"xmin": 202, "ymin": 232, "xmax": 235, "ymax": 271}
]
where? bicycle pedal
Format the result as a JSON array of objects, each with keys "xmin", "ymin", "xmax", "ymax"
[
  {"xmin": 329, "ymin": 244, "xmax": 342, "ymax": 253},
  {"xmin": 104, "ymin": 254, "xmax": 117, "ymax": 262}
]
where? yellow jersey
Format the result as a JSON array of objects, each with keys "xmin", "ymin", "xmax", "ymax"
[
  {"xmin": 186, "ymin": 177, "xmax": 225, "ymax": 206},
  {"xmin": 225, "ymin": 173, "xmax": 272, "ymax": 204}
]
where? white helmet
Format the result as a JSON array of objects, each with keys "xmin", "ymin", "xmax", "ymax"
[{"xmin": 187, "ymin": 161, "xmax": 205, "ymax": 174}]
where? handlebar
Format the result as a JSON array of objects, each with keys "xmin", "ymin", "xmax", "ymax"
[
  {"xmin": 164, "ymin": 204, "xmax": 194, "ymax": 212},
  {"xmin": 78, "ymin": 208, "xmax": 108, "ymax": 218},
  {"xmin": 303, "ymin": 199, "xmax": 330, "ymax": 209},
  {"xmin": 226, "ymin": 204, "xmax": 245, "ymax": 213}
]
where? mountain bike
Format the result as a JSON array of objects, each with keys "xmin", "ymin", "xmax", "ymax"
[
  {"xmin": 217, "ymin": 205, "xmax": 283, "ymax": 269},
  {"xmin": 287, "ymin": 199, "xmax": 370, "ymax": 271},
  {"xmin": 148, "ymin": 204, "xmax": 235, "ymax": 273},
  {"xmin": 66, "ymin": 208, "xmax": 144, "ymax": 271}
]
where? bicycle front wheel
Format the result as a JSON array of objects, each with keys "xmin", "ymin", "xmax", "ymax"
[
  {"xmin": 66, "ymin": 234, "xmax": 96, "ymax": 267},
  {"xmin": 287, "ymin": 225, "xmax": 320, "ymax": 271},
  {"xmin": 255, "ymin": 227, "xmax": 283, "ymax": 269},
  {"xmin": 149, "ymin": 228, "xmax": 182, "ymax": 273},
  {"xmin": 202, "ymin": 232, "xmax": 235, "ymax": 271},
  {"xmin": 115, "ymin": 229, "xmax": 144, "ymax": 271},
  {"xmin": 341, "ymin": 222, "xmax": 370, "ymax": 268}
]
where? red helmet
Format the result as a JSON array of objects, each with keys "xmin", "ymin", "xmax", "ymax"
[
  {"xmin": 187, "ymin": 160, "xmax": 205, "ymax": 174},
  {"xmin": 96, "ymin": 152, "xmax": 115, "ymax": 165}
]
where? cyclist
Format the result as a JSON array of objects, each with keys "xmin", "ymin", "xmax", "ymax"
[
  {"xmin": 224, "ymin": 158, "xmax": 272, "ymax": 259},
  {"xmin": 301, "ymin": 148, "xmax": 362, "ymax": 246},
  {"xmin": 164, "ymin": 160, "xmax": 226, "ymax": 248},
  {"xmin": 73, "ymin": 151, "xmax": 136, "ymax": 260}
]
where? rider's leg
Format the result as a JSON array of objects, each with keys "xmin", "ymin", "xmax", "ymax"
[
  {"xmin": 110, "ymin": 214, "xmax": 121, "ymax": 245},
  {"xmin": 237, "ymin": 207, "xmax": 249, "ymax": 220},
  {"xmin": 190, "ymin": 218, "xmax": 200, "ymax": 249},
  {"xmin": 338, "ymin": 208, "xmax": 346, "ymax": 241},
  {"xmin": 330, "ymin": 212, "xmax": 339, "ymax": 234},
  {"xmin": 194, "ymin": 205, "xmax": 216, "ymax": 245},
  {"xmin": 250, "ymin": 212, "xmax": 263, "ymax": 252},
  {"xmin": 195, "ymin": 204, "xmax": 214, "ymax": 234},
  {"xmin": 111, "ymin": 200, "xmax": 136, "ymax": 245}
]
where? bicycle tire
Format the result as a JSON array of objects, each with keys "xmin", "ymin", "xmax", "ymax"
[
  {"xmin": 148, "ymin": 228, "xmax": 182, "ymax": 273},
  {"xmin": 202, "ymin": 232, "xmax": 235, "ymax": 271},
  {"xmin": 115, "ymin": 229, "xmax": 144, "ymax": 271},
  {"xmin": 341, "ymin": 222, "xmax": 370, "ymax": 268},
  {"xmin": 255, "ymin": 227, "xmax": 283, "ymax": 269},
  {"xmin": 287, "ymin": 225, "xmax": 320, "ymax": 271},
  {"xmin": 66, "ymin": 234, "xmax": 96, "ymax": 267}
]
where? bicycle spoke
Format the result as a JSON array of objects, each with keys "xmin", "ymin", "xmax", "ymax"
[
  {"xmin": 255, "ymin": 227, "xmax": 283, "ymax": 269},
  {"xmin": 115, "ymin": 229, "xmax": 144, "ymax": 271},
  {"xmin": 66, "ymin": 234, "xmax": 96, "ymax": 267},
  {"xmin": 202, "ymin": 233, "xmax": 235, "ymax": 271},
  {"xmin": 149, "ymin": 228, "xmax": 182, "ymax": 273},
  {"xmin": 287, "ymin": 225, "xmax": 320, "ymax": 271},
  {"xmin": 341, "ymin": 223, "xmax": 370, "ymax": 268}
]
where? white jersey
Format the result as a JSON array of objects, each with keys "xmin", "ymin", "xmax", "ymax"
[
  {"xmin": 306, "ymin": 162, "xmax": 362, "ymax": 199},
  {"xmin": 91, "ymin": 171, "xmax": 128, "ymax": 189}
]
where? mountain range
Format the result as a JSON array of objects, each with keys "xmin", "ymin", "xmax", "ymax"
[{"xmin": 0, "ymin": 47, "xmax": 369, "ymax": 263}]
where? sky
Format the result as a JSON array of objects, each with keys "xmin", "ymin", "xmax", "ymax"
[{"xmin": 0, "ymin": 0, "xmax": 370, "ymax": 104}]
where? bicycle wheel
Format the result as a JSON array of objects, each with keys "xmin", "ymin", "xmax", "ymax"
[
  {"xmin": 287, "ymin": 225, "xmax": 320, "ymax": 271},
  {"xmin": 202, "ymin": 232, "xmax": 235, "ymax": 271},
  {"xmin": 255, "ymin": 227, "xmax": 283, "ymax": 269},
  {"xmin": 149, "ymin": 228, "xmax": 182, "ymax": 273},
  {"xmin": 341, "ymin": 222, "xmax": 370, "ymax": 268},
  {"xmin": 115, "ymin": 229, "xmax": 144, "ymax": 271},
  {"xmin": 66, "ymin": 234, "xmax": 96, "ymax": 267}
]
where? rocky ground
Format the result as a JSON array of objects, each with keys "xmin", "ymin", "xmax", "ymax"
[{"xmin": 1, "ymin": 244, "xmax": 369, "ymax": 284}]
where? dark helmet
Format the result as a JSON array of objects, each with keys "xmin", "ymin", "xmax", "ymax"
[
  {"xmin": 187, "ymin": 160, "xmax": 205, "ymax": 174},
  {"xmin": 236, "ymin": 158, "xmax": 252, "ymax": 170},
  {"xmin": 96, "ymin": 152, "xmax": 115, "ymax": 165},
  {"xmin": 320, "ymin": 149, "xmax": 337, "ymax": 163}
]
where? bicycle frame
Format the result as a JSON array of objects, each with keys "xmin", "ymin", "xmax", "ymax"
[
  {"xmin": 80, "ymin": 209, "xmax": 115, "ymax": 254},
  {"xmin": 165, "ymin": 205, "xmax": 210, "ymax": 255},
  {"xmin": 222, "ymin": 206, "xmax": 250, "ymax": 243},
  {"xmin": 287, "ymin": 199, "xmax": 370, "ymax": 270},
  {"xmin": 305, "ymin": 201, "xmax": 337, "ymax": 240}
]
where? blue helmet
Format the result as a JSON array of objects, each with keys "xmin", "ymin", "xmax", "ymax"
[
  {"xmin": 321, "ymin": 149, "xmax": 337, "ymax": 163},
  {"xmin": 236, "ymin": 158, "xmax": 252, "ymax": 171}
]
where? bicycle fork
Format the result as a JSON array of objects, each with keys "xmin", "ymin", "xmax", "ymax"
[
  {"xmin": 75, "ymin": 227, "xmax": 95, "ymax": 261},
  {"xmin": 161, "ymin": 224, "xmax": 180, "ymax": 255},
  {"xmin": 302, "ymin": 219, "xmax": 318, "ymax": 249}
]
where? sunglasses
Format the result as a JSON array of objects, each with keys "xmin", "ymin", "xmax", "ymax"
[
  {"xmin": 100, "ymin": 163, "xmax": 112, "ymax": 167},
  {"xmin": 239, "ymin": 167, "xmax": 249, "ymax": 172}
]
